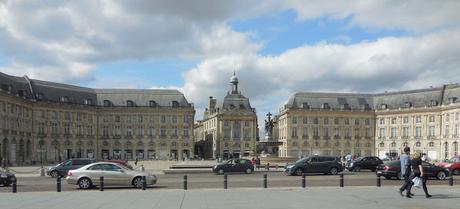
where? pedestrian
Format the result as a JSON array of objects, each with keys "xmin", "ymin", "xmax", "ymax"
[
  {"xmin": 398, "ymin": 147, "xmax": 414, "ymax": 198},
  {"xmin": 256, "ymin": 156, "xmax": 261, "ymax": 170},
  {"xmin": 134, "ymin": 157, "xmax": 138, "ymax": 166},
  {"xmin": 251, "ymin": 157, "xmax": 256, "ymax": 166},
  {"xmin": 345, "ymin": 153, "xmax": 352, "ymax": 163},
  {"xmin": 411, "ymin": 151, "xmax": 432, "ymax": 198}
]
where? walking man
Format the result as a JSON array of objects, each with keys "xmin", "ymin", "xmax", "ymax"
[{"xmin": 399, "ymin": 147, "xmax": 413, "ymax": 198}]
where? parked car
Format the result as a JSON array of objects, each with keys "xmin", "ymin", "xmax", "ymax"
[
  {"xmin": 436, "ymin": 156, "xmax": 460, "ymax": 175},
  {"xmin": 212, "ymin": 158, "xmax": 254, "ymax": 174},
  {"xmin": 66, "ymin": 162, "xmax": 157, "ymax": 189},
  {"xmin": 376, "ymin": 160, "xmax": 449, "ymax": 180},
  {"xmin": 346, "ymin": 156, "xmax": 383, "ymax": 172},
  {"xmin": 103, "ymin": 160, "xmax": 133, "ymax": 169},
  {"xmin": 0, "ymin": 170, "xmax": 15, "ymax": 186},
  {"xmin": 285, "ymin": 156, "xmax": 343, "ymax": 176},
  {"xmin": 47, "ymin": 158, "xmax": 96, "ymax": 178}
]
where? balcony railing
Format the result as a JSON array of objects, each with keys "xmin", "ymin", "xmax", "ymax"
[
  {"xmin": 313, "ymin": 135, "xmax": 320, "ymax": 140},
  {"xmin": 302, "ymin": 135, "xmax": 308, "ymax": 139},
  {"xmin": 334, "ymin": 136, "xmax": 340, "ymax": 140},
  {"xmin": 37, "ymin": 133, "xmax": 47, "ymax": 137},
  {"xmin": 344, "ymin": 136, "xmax": 351, "ymax": 139},
  {"xmin": 323, "ymin": 136, "xmax": 330, "ymax": 140}
]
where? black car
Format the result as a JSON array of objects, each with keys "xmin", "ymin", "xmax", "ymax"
[
  {"xmin": 212, "ymin": 158, "xmax": 254, "ymax": 174},
  {"xmin": 285, "ymin": 156, "xmax": 343, "ymax": 176},
  {"xmin": 376, "ymin": 160, "xmax": 449, "ymax": 180},
  {"xmin": 346, "ymin": 156, "xmax": 383, "ymax": 172},
  {"xmin": 47, "ymin": 158, "xmax": 96, "ymax": 178},
  {"xmin": 0, "ymin": 170, "xmax": 15, "ymax": 186}
]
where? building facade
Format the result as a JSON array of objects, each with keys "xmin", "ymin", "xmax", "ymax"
[
  {"xmin": 0, "ymin": 72, "xmax": 194, "ymax": 166},
  {"xmin": 276, "ymin": 84, "xmax": 460, "ymax": 161},
  {"xmin": 194, "ymin": 74, "xmax": 258, "ymax": 159}
]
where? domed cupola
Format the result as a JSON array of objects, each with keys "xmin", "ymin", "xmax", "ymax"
[{"xmin": 230, "ymin": 72, "xmax": 239, "ymax": 94}]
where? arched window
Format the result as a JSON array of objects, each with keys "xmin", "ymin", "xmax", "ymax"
[
  {"xmin": 379, "ymin": 142, "xmax": 385, "ymax": 148},
  {"xmin": 444, "ymin": 142, "xmax": 449, "ymax": 160},
  {"xmin": 172, "ymin": 101, "xmax": 179, "ymax": 107},
  {"xmin": 103, "ymin": 100, "xmax": 111, "ymax": 107},
  {"xmin": 391, "ymin": 142, "xmax": 396, "ymax": 147},
  {"xmin": 429, "ymin": 142, "xmax": 435, "ymax": 147},
  {"xmin": 127, "ymin": 100, "xmax": 135, "ymax": 107},
  {"xmin": 60, "ymin": 96, "xmax": 69, "ymax": 103},
  {"xmin": 84, "ymin": 99, "xmax": 92, "ymax": 105},
  {"xmin": 149, "ymin": 100, "xmax": 157, "ymax": 107},
  {"xmin": 416, "ymin": 142, "xmax": 421, "ymax": 147},
  {"xmin": 402, "ymin": 142, "xmax": 408, "ymax": 147}
]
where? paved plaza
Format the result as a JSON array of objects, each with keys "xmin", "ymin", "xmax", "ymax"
[{"xmin": 0, "ymin": 186, "xmax": 459, "ymax": 209}]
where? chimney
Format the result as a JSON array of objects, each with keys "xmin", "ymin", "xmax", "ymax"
[{"xmin": 209, "ymin": 96, "xmax": 216, "ymax": 109}]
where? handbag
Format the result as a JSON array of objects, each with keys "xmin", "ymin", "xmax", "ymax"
[{"xmin": 412, "ymin": 177, "xmax": 422, "ymax": 188}]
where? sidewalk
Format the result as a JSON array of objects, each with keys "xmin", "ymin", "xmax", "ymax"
[{"xmin": 0, "ymin": 186, "xmax": 458, "ymax": 209}]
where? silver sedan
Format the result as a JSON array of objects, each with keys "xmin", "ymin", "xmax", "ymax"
[{"xmin": 66, "ymin": 162, "xmax": 157, "ymax": 189}]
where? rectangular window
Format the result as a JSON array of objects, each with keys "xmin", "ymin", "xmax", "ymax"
[
  {"xmin": 172, "ymin": 126, "xmax": 178, "ymax": 136},
  {"xmin": 379, "ymin": 128, "xmax": 385, "ymax": 138},
  {"xmin": 445, "ymin": 125, "xmax": 450, "ymax": 136},
  {"xmin": 313, "ymin": 127, "xmax": 319, "ymax": 137},
  {"xmin": 103, "ymin": 126, "xmax": 109, "ymax": 136},
  {"xmin": 403, "ymin": 127, "xmax": 409, "ymax": 138},
  {"xmin": 354, "ymin": 128, "xmax": 360, "ymax": 138},
  {"xmin": 379, "ymin": 118, "xmax": 384, "ymax": 125},
  {"xmin": 51, "ymin": 122, "xmax": 58, "ymax": 134},
  {"xmin": 114, "ymin": 125, "xmax": 121, "ymax": 136},
  {"xmin": 429, "ymin": 116, "xmax": 435, "ymax": 123},
  {"xmin": 391, "ymin": 118, "xmax": 396, "ymax": 124},
  {"xmin": 183, "ymin": 127, "xmax": 189, "ymax": 137},
  {"xmin": 292, "ymin": 117, "xmax": 297, "ymax": 124},
  {"xmin": 314, "ymin": 118, "xmax": 319, "ymax": 124},
  {"xmin": 354, "ymin": 119, "xmax": 359, "ymax": 126},
  {"xmin": 415, "ymin": 127, "xmax": 422, "ymax": 138},
  {"xmin": 149, "ymin": 126, "xmax": 155, "ymax": 136},
  {"xmin": 446, "ymin": 114, "xmax": 450, "ymax": 122},
  {"xmin": 223, "ymin": 129, "xmax": 230, "ymax": 139},
  {"xmin": 172, "ymin": 115, "xmax": 177, "ymax": 123},
  {"xmin": 416, "ymin": 116, "xmax": 422, "ymax": 123},
  {"xmin": 160, "ymin": 126, "xmax": 166, "ymax": 136},
  {"xmin": 126, "ymin": 116, "xmax": 132, "ymax": 123},
  {"xmin": 390, "ymin": 127, "xmax": 397, "ymax": 138},
  {"xmin": 88, "ymin": 125, "xmax": 93, "ymax": 136},
  {"xmin": 324, "ymin": 118, "xmax": 329, "ymax": 125},
  {"xmin": 303, "ymin": 127, "xmax": 308, "ymax": 137},
  {"xmin": 243, "ymin": 129, "xmax": 250, "ymax": 139},
  {"xmin": 334, "ymin": 128, "xmax": 340, "ymax": 137},
  {"xmin": 138, "ymin": 115, "xmax": 143, "ymax": 123},
  {"xmin": 64, "ymin": 123, "xmax": 70, "ymax": 135},
  {"xmin": 76, "ymin": 113, "xmax": 82, "ymax": 121},
  {"xmin": 76, "ymin": 125, "xmax": 82, "ymax": 136},
  {"xmin": 365, "ymin": 119, "xmax": 370, "ymax": 126},
  {"xmin": 161, "ymin": 115, "xmax": 166, "ymax": 123},
  {"xmin": 233, "ymin": 121, "xmax": 241, "ymax": 139},
  {"xmin": 291, "ymin": 127, "xmax": 297, "ymax": 137},
  {"xmin": 403, "ymin": 117, "xmax": 409, "ymax": 124},
  {"xmin": 365, "ymin": 128, "xmax": 371, "ymax": 137},
  {"xmin": 455, "ymin": 124, "xmax": 459, "ymax": 136},
  {"xmin": 428, "ymin": 126, "xmax": 435, "ymax": 137},
  {"xmin": 64, "ymin": 112, "xmax": 71, "ymax": 120},
  {"xmin": 38, "ymin": 122, "xmax": 45, "ymax": 134},
  {"xmin": 323, "ymin": 128, "xmax": 329, "ymax": 137},
  {"xmin": 137, "ymin": 126, "xmax": 143, "ymax": 136},
  {"xmin": 183, "ymin": 115, "xmax": 190, "ymax": 123},
  {"xmin": 303, "ymin": 117, "xmax": 308, "ymax": 124},
  {"xmin": 345, "ymin": 128, "xmax": 350, "ymax": 137}
]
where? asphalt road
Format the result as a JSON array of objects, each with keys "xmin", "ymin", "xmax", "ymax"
[{"xmin": 1, "ymin": 171, "xmax": 458, "ymax": 193}]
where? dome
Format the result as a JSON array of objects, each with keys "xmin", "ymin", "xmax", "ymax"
[{"xmin": 230, "ymin": 74, "xmax": 238, "ymax": 83}]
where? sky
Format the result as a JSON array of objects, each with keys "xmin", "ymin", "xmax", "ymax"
[{"xmin": 1, "ymin": 0, "xmax": 460, "ymax": 133}]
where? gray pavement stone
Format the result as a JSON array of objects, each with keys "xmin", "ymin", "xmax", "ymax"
[{"xmin": 0, "ymin": 186, "xmax": 459, "ymax": 209}]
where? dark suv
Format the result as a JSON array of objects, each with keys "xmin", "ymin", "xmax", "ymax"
[
  {"xmin": 285, "ymin": 156, "xmax": 343, "ymax": 176},
  {"xmin": 346, "ymin": 156, "xmax": 383, "ymax": 172},
  {"xmin": 212, "ymin": 158, "xmax": 254, "ymax": 174},
  {"xmin": 47, "ymin": 158, "xmax": 96, "ymax": 178}
]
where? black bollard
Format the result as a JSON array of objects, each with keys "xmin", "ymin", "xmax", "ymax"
[
  {"xmin": 340, "ymin": 174, "xmax": 344, "ymax": 187},
  {"xmin": 263, "ymin": 174, "xmax": 268, "ymax": 188},
  {"xmin": 142, "ymin": 176, "xmax": 146, "ymax": 190},
  {"xmin": 12, "ymin": 177, "xmax": 17, "ymax": 193},
  {"xmin": 183, "ymin": 175, "xmax": 188, "ymax": 190},
  {"xmin": 266, "ymin": 163, "xmax": 270, "ymax": 171},
  {"xmin": 224, "ymin": 174, "xmax": 228, "ymax": 189},
  {"xmin": 302, "ymin": 173, "xmax": 306, "ymax": 188},
  {"xmin": 377, "ymin": 175, "xmax": 381, "ymax": 187},
  {"xmin": 449, "ymin": 170, "xmax": 454, "ymax": 186},
  {"xmin": 57, "ymin": 176, "xmax": 61, "ymax": 192},
  {"xmin": 99, "ymin": 176, "xmax": 104, "ymax": 191}
]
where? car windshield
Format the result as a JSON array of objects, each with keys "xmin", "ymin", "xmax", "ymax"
[
  {"xmin": 117, "ymin": 164, "xmax": 132, "ymax": 170},
  {"xmin": 295, "ymin": 157, "xmax": 309, "ymax": 164},
  {"xmin": 448, "ymin": 157, "xmax": 460, "ymax": 163},
  {"xmin": 355, "ymin": 157, "xmax": 364, "ymax": 161}
]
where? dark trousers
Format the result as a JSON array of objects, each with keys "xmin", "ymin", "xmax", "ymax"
[
  {"xmin": 413, "ymin": 172, "xmax": 429, "ymax": 196},
  {"xmin": 399, "ymin": 174, "xmax": 413, "ymax": 194}
]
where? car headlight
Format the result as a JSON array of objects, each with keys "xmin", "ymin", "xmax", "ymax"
[
  {"xmin": 213, "ymin": 165, "xmax": 217, "ymax": 169},
  {"xmin": 0, "ymin": 174, "xmax": 7, "ymax": 178},
  {"xmin": 350, "ymin": 163, "xmax": 353, "ymax": 167},
  {"xmin": 286, "ymin": 165, "xmax": 294, "ymax": 169}
]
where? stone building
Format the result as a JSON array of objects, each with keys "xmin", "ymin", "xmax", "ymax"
[
  {"xmin": 194, "ymin": 73, "xmax": 258, "ymax": 159},
  {"xmin": 0, "ymin": 72, "xmax": 194, "ymax": 165},
  {"xmin": 275, "ymin": 84, "xmax": 460, "ymax": 161}
]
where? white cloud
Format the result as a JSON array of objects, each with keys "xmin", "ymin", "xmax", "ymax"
[
  {"xmin": 287, "ymin": 0, "xmax": 460, "ymax": 32},
  {"xmin": 182, "ymin": 30, "xmax": 460, "ymax": 128}
]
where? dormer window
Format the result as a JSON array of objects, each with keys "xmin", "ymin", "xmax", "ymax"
[
  {"xmin": 60, "ymin": 96, "xmax": 69, "ymax": 103},
  {"xmin": 362, "ymin": 103, "xmax": 371, "ymax": 111},
  {"xmin": 404, "ymin": 102, "xmax": 412, "ymax": 108},
  {"xmin": 103, "ymin": 100, "xmax": 112, "ymax": 107},
  {"xmin": 17, "ymin": 90, "xmax": 25, "ymax": 97},
  {"xmin": 149, "ymin": 100, "xmax": 157, "ymax": 107},
  {"xmin": 36, "ymin": 93, "xmax": 44, "ymax": 100},
  {"xmin": 172, "ymin": 101, "xmax": 179, "ymax": 108},
  {"xmin": 380, "ymin": 104, "xmax": 388, "ymax": 109},
  {"xmin": 84, "ymin": 99, "xmax": 92, "ymax": 105},
  {"xmin": 321, "ymin": 103, "xmax": 330, "ymax": 109},
  {"xmin": 430, "ymin": 100, "xmax": 438, "ymax": 106},
  {"xmin": 302, "ymin": 103, "xmax": 310, "ymax": 109},
  {"xmin": 449, "ymin": 97, "xmax": 458, "ymax": 104},
  {"xmin": 239, "ymin": 104, "xmax": 245, "ymax": 109},
  {"xmin": 341, "ymin": 103, "xmax": 350, "ymax": 110},
  {"xmin": 1, "ymin": 84, "xmax": 8, "ymax": 91},
  {"xmin": 127, "ymin": 100, "xmax": 135, "ymax": 107}
]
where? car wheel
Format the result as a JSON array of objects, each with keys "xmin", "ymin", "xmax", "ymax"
[
  {"xmin": 132, "ymin": 177, "xmax": 143, "ymax": 188},
  {"xmin": 330, "ymin": 167, "xmax": 338, "ymax": 175},
  {"xmin": 437, "ymin": 171, "xmax": 447, "ymax": 180},
  {"xmin": 78, "ymin": 177, "xmax": 92, "ymax": 189},
  {"xmin": 294, "ymin": 168, "xmax": 303, "ymax": 176},
  {"xmin": 218, "ymin": 169, "xmax": 225, "ymax": 175},
  {"xmin": 384, "ymin": 176, "xmax": 391, "ymax": 180},
  {"xmin": 353, "ymin": 166, "xmax": 361, "ymax": 172},
  {"xmin": 245, "ymin": 168, "xmax": 252, "ymax": 174},
  {"xmin": 453, "ymin": 169, "xmax": 460, "ymax": 175},
  {"xmin": 397, "ymin": 172, "xmax": 403, "ymax": 180},
  {"xmin": 50, "ymin": 170, "xmax": 59, "ymax": 178}
]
